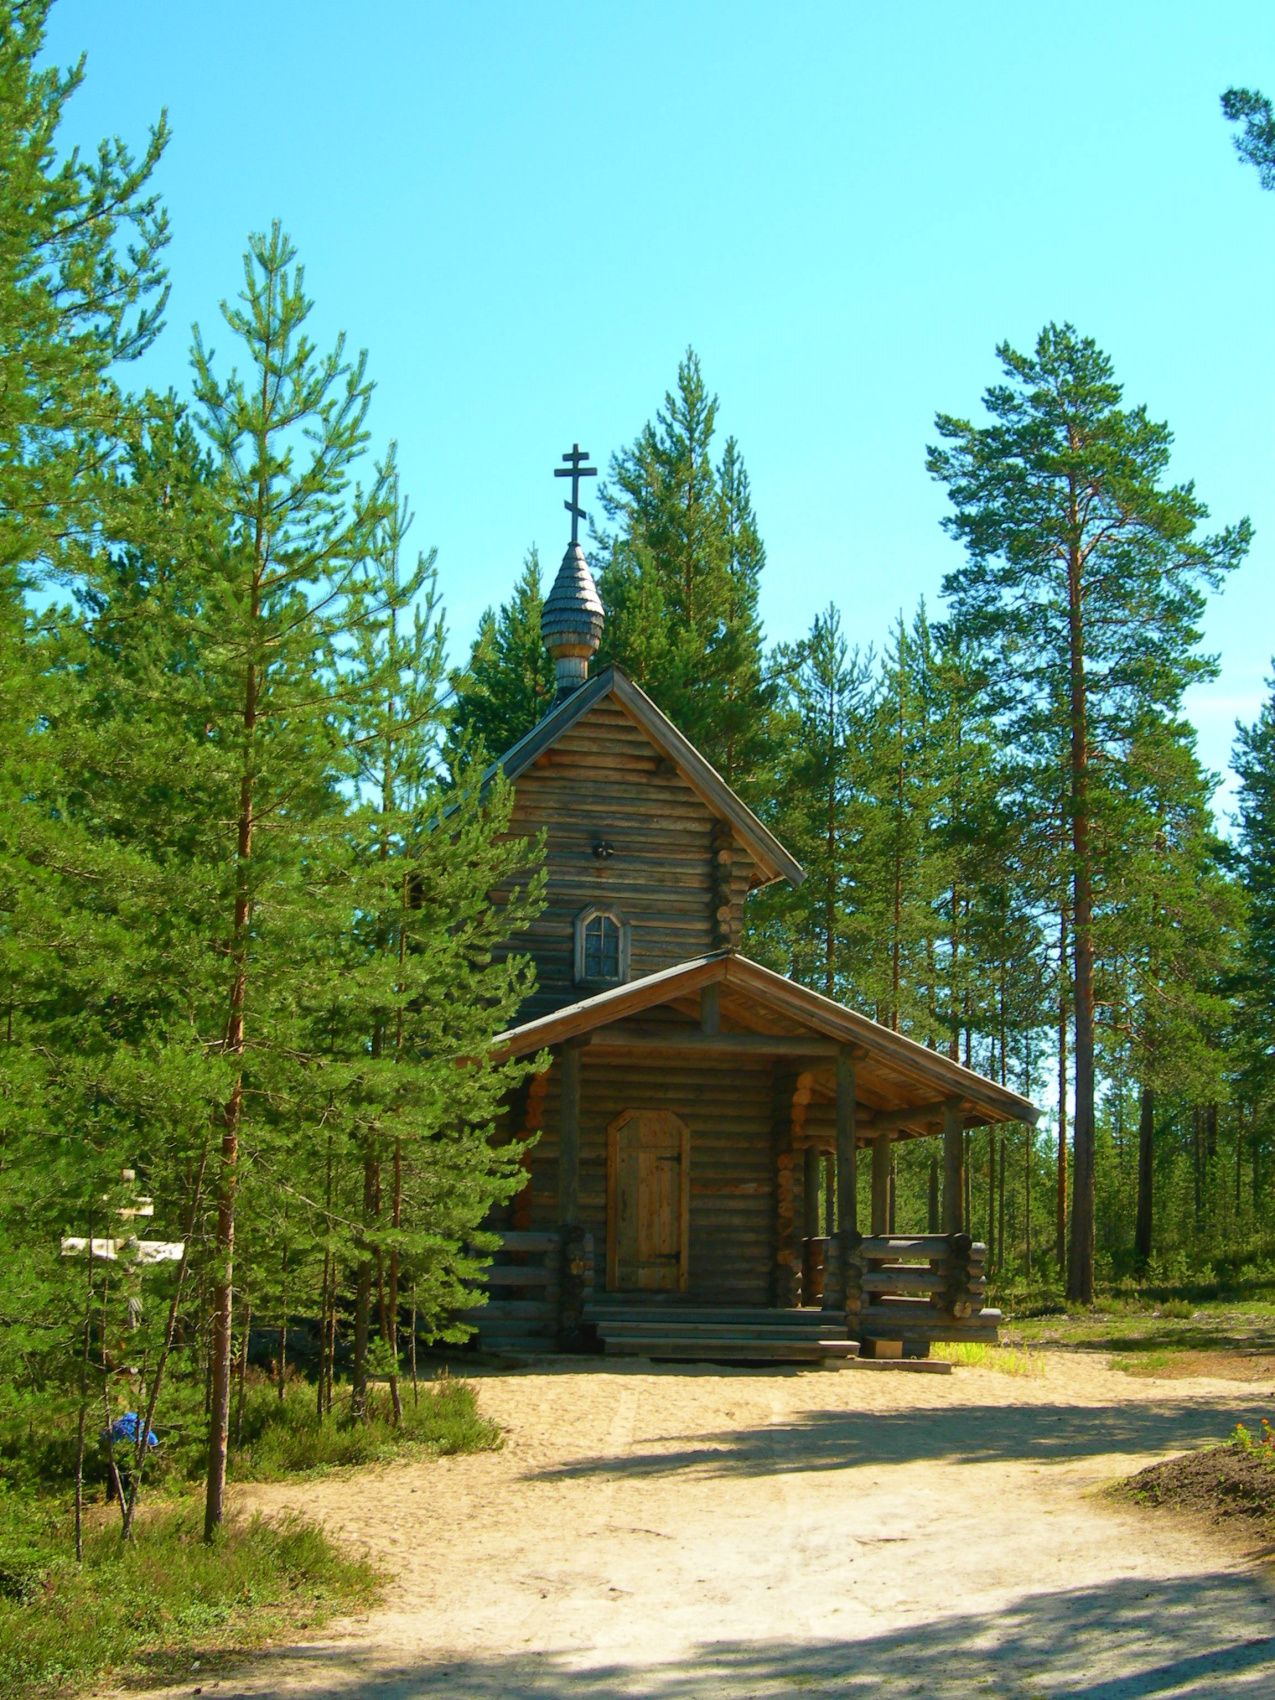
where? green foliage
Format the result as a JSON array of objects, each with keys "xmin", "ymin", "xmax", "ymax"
[
  {"xmin": 1230, "ymin": 1419, "xmax": 1275, "ymax": 1457},
  {"xmin": 0, "ymin": 0, "xmax": 169, "ymax": 587},
  {"xmin": 945, "ymin": 1342, "xmax": 1044, "ymax": 1377},
  {"xmin": 930, "ymin": 321, "xmax": 1250, "ymax": 1302},
  {"xmin": 592, "ymin": 348, "xmax": 776, "ymax": 798},
  {"xmin": 448, "ymin": 546, "xmax": 556, "ymax": 758},
  {"xmin": 231, "ymin": 1375, "xmax": 501, "ymax": 1479},
  {"xmin": 0, "ymin": 1498, "xmax": 377, "ymax": 1699},
  {"xmin": 1222, "ymin": 87, "xmax": 1275, "ymax": 189}
]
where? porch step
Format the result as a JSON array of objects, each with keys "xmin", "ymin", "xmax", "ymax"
[
  {"xmin": 600, "ymin": 1332, "xmax": 859, "ymax": 1363},
  {"xmin": 597, "ymin": 1320, "xmax": 842, "ymax": 1342},
  {"xmin": 586, "ymin": 1302, "xmax": 857, "ymax": 1364},
  {"xmin": 586, "ymin": 1303, "xmax": 841, "ymax": 1329}
]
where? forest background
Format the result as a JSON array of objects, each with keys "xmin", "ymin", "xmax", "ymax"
[{"xmin": 5, "ymin": 0, "xmax": 1275, "ymax": 1565}]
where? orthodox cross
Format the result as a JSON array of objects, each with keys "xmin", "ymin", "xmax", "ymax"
[
  {"xmin": 554, "ymin": 442, "xmax": 597, "ymax": 544},
  {"xmin": 62, "ymin": 1169, "xmax": 185, "ymax": 1272}
]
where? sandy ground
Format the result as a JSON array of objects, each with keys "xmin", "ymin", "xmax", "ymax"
[{"xmin": 118, "ymin": 1352, "xmax": 1275, "ymax": 1700}]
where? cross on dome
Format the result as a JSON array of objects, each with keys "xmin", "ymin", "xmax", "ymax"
[
  {"xmin": 542, "ymin": 441, "xmax": 605, "ymax": 702},
  {"xmin": 553, "ymin": 442, "xmax": 597, "ymax": 545}
]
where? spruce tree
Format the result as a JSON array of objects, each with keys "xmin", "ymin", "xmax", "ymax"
[
  {"xmin": 745, "ymin": 606, "xmax": 874, "ymax": 994},
  {"xmin": 447, "ymin": 546, "xmax": 555, "ymax": 758},
  {"xmin": 593, "ymin": 349, "xmax": 775, "ymax": 797},
  {"xmin": 929, "ymin": 323, "xmax": 1250, "ymax": 1302}
]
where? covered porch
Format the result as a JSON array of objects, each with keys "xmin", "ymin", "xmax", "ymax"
[{"xmin": 476, "ymin": 951, "xmax": 1036, "ymax": 1359}]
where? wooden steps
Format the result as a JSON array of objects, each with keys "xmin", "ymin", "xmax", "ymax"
[
  {"xmin": 586, "ymin": 1301, "xmax": 859, "ymax": 1364},
  {"xmin": 600, "ymin": 1334, "xmax": 859, "ymax": 1362}
]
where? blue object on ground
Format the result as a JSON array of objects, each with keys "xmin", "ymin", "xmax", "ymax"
[{"xmin": 101, "ymin": 1412, "xmax": 159, "ymax": 1449}]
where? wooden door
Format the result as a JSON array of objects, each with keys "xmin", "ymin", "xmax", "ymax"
[{"xmin": 607, "ymin": 1109, "xmax": 690, "ymax": 1292}]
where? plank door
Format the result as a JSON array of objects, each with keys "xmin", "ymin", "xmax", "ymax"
[{"xmin": 606, "ymin": 1109, "xmax": 690, "ymax": 1292}]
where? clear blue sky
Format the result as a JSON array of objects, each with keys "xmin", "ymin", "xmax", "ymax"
[{"xmin": 44, "ymin": 0, "xmax": 1275, "ymax": 812}]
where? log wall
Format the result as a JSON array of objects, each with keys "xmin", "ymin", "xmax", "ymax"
[
  {"xmin": 514, "ymin": 1050, "xmax": 776, "ymax": 1306},
  {"xmin": 492, "ymin": 697, "xmax": 756, "ymax": 1021}
]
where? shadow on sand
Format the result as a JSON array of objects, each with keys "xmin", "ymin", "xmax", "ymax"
[
  {"xmin": 131, "ymin": 1567, "xmax": 1275, "ymax": 1698},
  {"xmin": 528, "ymin": 1393, "xmax": 1271, "ymax": 1482}
]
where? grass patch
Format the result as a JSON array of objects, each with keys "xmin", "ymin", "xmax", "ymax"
[
  {"xmin": 0, "ymin": 1497, "xmax": 378, "ymax": 1700},
  {"xmin": 1109, "ymin": 1347, "xmax": 1275, "ymax": 1381},
  {"xmin": 946, "ymin": 1341, "xmax": 1044, "ymax": 1377},
  {"xmin": 1109, "ymin": 1349, "xmax": 1179, "ymax": 1377},
  {"xmin": 233, "ymin": 1373, "xmax": 502, "ymax": 1480}
]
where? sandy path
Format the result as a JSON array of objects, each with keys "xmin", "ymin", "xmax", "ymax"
[{"xmin": 124, "ymin": 1354, "xmax": 1275, "ymax": 1699}]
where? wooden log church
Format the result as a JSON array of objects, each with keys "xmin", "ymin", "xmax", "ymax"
[{"xmin": 468, "ymin": 446, "xmax": 1038, "ymax": 1362}]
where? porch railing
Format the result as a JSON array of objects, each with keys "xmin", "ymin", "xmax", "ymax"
[{"xmin": 842, "ymin": 1232, "xmax": 1002, "ymax": 1349}]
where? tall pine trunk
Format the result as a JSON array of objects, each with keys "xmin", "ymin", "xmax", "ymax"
[
  {"xmin": 1056, "ymin": 908, "xmax": 1068, "ymax": 1271},
  {"xmin": 1066, "ymin": 531, "xmax": 1097, "ymax": 1306},
  {"xmin": 1134, "ymin": 1084, "xmax": 1154, "ymax": 1271},
  {"xmin": 204, "ymin": 642, "xmax": 258, "ymax": 1541}
]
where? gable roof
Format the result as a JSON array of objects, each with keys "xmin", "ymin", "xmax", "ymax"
[
  {"xmin": 493, "ymin": 950, "xmax": 1039, "ymax": 1133},
  {"xmin": 486, "ymin": 665, "xmax": 804, "ymax": 890}
]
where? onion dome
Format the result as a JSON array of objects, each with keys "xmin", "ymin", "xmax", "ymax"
[{"xmin": 541, "ymin": 540, "xmax": 605, "ymax": 700}]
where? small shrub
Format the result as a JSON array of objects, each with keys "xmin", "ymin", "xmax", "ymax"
[
  {"xmin": 1158, "ymin": 1299, "xmax": 1194, "ymax": 1320},
  {"xmin": 1231, "ymin": 1418, "xmax": 1275, "ymax": 1460}
]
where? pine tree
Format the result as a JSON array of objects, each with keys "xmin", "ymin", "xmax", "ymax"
[
  {"xmin": 929, "ymin": 323, "xmax": 1250, "ymax": 1302},
  {"xmin": 1096, "ymin": 716, "xmax": 1240, "ymax": 1269},
  {"xmin": 0, "ymin": 3, "xmax": 189, "ymax": 1487},
  {"xmin": 1222, "ymin": 86, "xmax": 1275, "ymax": 186},
  {"xmin": 189, "ymin": 223, "xmax": 394, "ymax": 1536},
  {"xmin": 329, "ymin": 482, "xmax": 544, "ymax": 1419},
  {"xmin": 0, "ymin": 0, "xmax": 168, "ymax": 588},
  {"xmin": 1234, "ymin": 677, "xmax": 1275, "ymax": 1199}
]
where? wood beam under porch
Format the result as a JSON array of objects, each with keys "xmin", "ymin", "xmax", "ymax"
[{"xmin": 583, "ymin": 1028, "xmax": 840, "ymax": 1059}]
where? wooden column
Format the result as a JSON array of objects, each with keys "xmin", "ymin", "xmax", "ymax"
[
  {"xmin": 942, "ymin": 1097, "xmax": 965, "ymax": 1234},
  {"xmin": 803, "ymin": 1145, "xmax": 821, "ymax": 1238},
  {"xmin": 700, "ymin": 981, "xmax": 721, "ymax": 1036},
  {"xmin": 835, "ymin": 1048, "xmax": 858, "ymax": 1236},
  {"xmin": 557, "ymin": 1041, "xmax": 583, "ymax": 1225},
  {"xmin": 871, "ymin": 1133, "xmax": 892, "ymax": 1234}
]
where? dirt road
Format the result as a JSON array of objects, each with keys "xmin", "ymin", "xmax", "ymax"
[{"xmin": 125, "ymin": 1353, "xmax": 1275, "ymax": 1698}]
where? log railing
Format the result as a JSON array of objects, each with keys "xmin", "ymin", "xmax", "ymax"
[
  {"xmin": 459, "ymin": 1227, "xmax": 595, "ymax": 1351},
  {"xmin": 845, "ymin": 1232, "xmax": 1002, "ymax": 1349}
]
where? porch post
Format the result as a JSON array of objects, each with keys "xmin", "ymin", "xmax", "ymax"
[
  {"xmin": 835, "ymin": 1047, "xmax": 858, "ymax": 1235},
  {"xmin": 942, "ymin": 1097, "xmax": 965, "ymax": 1234},
  {"xmin": 557, "ymin": 1040, "xmax": 583, "ymax": 1225},
  {"xmin": 556, "ymin": 1039, "xmax": 589, "ymax": 1350},
  {"xmin": 829, "ymin": 1046, "xmax": 859, "ymax": 1319},
  {"xmin": 871, "ymin": 1133, "xmax": 892, "ymax": 1235},
  {"xmin": 803, "ymin": 1145, "xmax": 821, "ymax": 1237}
]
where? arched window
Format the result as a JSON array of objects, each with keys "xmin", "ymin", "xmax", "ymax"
[{"xmin": 574, "ymin": 906, "xmax": 630, "ymax": 987}]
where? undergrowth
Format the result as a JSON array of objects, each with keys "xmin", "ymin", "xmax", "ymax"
[
  {"xmin": 0, "ymin": 1497, "xmax": 378, "ymax": 1700},
  {"xmin": 0, "ymin": 1372, "xmax": 498, "ymax": 1698},
  {"xmin": 0, "ymin": 1371, "xmax": 500, "ymax": 1497},
  {"xmin": 233, "ymin": 1374, "xmax": 502, "ymax": 1479}
]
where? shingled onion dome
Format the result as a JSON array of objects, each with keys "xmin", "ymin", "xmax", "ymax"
[{"xmin": 541, "ymin": 540, "xmax": 605, "ymax": 701}]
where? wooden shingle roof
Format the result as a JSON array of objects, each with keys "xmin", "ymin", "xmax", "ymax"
[{"xmin": 493, "ymin": 950, "xmax": 1039, "ymax": 1135}]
